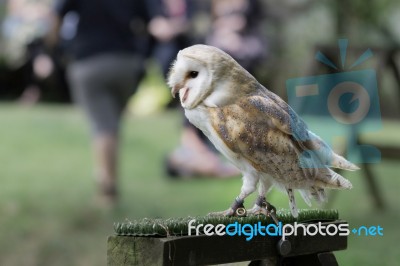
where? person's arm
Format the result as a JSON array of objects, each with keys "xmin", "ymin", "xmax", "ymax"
[{"xmin": 147, "ymin": 0, "xmax": 190, "ymax": 42}]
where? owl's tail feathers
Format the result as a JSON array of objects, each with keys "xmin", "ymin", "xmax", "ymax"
[
  {"xmin": 300, "ymin": 169, "xmax": 351, "ymax": 207},
  {"xmin": 299, "ymin": 187, "xmax": 327, "ymax": 206},
  {"xmin": 331, "ymin": 153, "xmax": 359, "ymax": 171},
  {"xmin": 299, "ymin": 189, "xmax": 312, "ymax": 207},
  {"xmin": 315, "ymin": 168, "xmax": 353, "ymax": 190}
]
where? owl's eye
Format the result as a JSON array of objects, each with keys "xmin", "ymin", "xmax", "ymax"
[{"xmin": 188, "ymin": 71, "xmax": 199, "ymax": 79}]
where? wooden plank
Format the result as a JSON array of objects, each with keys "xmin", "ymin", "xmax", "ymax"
[
  {"xmin": 107, "ymin": 236, "xmax": 164, "ymax": 266},
  {"xmin": 108, "ymin": 220, "xmax": 347, "ymax": 266},
  {"xmin": 161, "ymin": 234, "xmax": 279, "ymax": 265}
]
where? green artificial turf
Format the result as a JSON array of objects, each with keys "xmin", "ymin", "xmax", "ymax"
[{"xmin": 114, "ymin": 209, "xmax": 339, "ymax": 236}]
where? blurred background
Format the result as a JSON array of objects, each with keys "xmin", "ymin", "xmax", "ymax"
[{"xmin": 0, "ymin": 0, "xmax": 399, "ymax": 265}]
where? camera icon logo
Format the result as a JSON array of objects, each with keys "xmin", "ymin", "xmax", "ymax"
[
  {"xmin": 327, "ymin": 81, "xmax": 370, "ymax": 125},
  {"xmin": 286, "ymin": 39, "xmax": 381, "ymax": 165}
]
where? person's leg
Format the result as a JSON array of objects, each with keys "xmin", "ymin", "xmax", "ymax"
[
  {"xmin": 93, "ymin": 133, "xmax": 118, "ymax": 203},
  {"xmin": 66, "ymin": 54, "xmax": 141, "ymax": 204},
  {"xmin": 66, "ymin": 57, "xmax": 117, "ymax": 203},
  {"xmin": 92, "ymin": 54, "xmax": 143, "ymax": 203}
]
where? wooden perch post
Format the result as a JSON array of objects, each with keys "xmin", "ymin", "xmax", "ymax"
[{"xmin": 108, "ymin": 219, "xmax": 348, "ymax": 266}]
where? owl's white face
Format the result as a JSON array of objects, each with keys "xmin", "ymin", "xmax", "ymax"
[{"xmin": 168, "ymin": 54, "xmax": 213, "ymax": 109}]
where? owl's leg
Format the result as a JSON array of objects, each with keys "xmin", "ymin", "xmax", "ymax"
[
  {"xmin": 247, "ymin": 196, "xmax": 268, "ymax": 216},
  {"xmin": 248, "ymin": 177, "xmax": 273, "ymax": 216},
  {"xmin": 208, "ymin": 175, "xmax": 259, "ymax": 217}
]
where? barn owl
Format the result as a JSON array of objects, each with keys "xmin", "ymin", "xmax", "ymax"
[{"xmin": 168, "ymin": 44, "xmax": 358, "ymax": 218}]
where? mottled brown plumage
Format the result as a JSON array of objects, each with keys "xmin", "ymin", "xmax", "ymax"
[{"xmin": 168, "ymin": 44, "xmax": 358, "ymax": 217}]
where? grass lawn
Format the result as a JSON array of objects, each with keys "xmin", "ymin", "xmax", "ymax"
[{"xmin": 0, "ymin": 103, "xmax": 399, "ymax": 265}]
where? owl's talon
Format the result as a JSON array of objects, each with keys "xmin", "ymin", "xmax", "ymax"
[
  {"xmin": 247, "ymin": 205, "xmax": 269, "ymax": 216},
  {"xmin": 208, "ymin": 197, "xmax": 246, "ymax": 217},
  {"xmin": 265, "ymin": 203, "xmax": 279, "ymax": 225},
  {"xmin": 247, "ymin": 196, "xmax": 279, "ymax": 225},
  {"xmin": 265, "ymin": 202, "xmax": 277, "ymax": 214},
  {"xmin": 208, "ymin": 208, "xmax": 235, "ymax": 217},
  {"xmin": 248, "ymin": 196, "xmax": 268, "ymax": 216}
]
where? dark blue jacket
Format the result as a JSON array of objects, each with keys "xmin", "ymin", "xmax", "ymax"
[{"xmin": 55, "ymin": 0, "xmax": 160, "ymax": 59}]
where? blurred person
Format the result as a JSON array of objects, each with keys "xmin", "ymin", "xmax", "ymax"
[
  {"xmin": 46, "ymin": 0, "xmax": 156, "ymax": 205},
  {"xmin": 206, "ymin": 0, "xmax": 266, "ymax": 74},
  {"xmin": 148, "ymin": 0, "xmax": 240, "ymax": 178},
  {"xmin": 148, "ymin": 0, "xmax": 194, "ymax": 79}
]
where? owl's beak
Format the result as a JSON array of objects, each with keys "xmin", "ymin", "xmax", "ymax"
[
  {"xmin": 180, "ymin": 87, "xmax": 189, "ymax": 103},
  {"xmin": 171, "ymin": 85, "xmax": 180, "ymax": 98},
  {"xmin": 171, "ymin": 85, "xmax": 189, "ymax": 103}
]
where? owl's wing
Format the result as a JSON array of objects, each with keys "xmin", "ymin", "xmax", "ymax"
[
  {"xmin": 248, "ymin": 90, "xmax": 359, "ymax": 171},
  {"xmin": 247, "ymin": 90, "xmax": 359, "ymax": 170},
  {"xmin": 246, "ymin": 92, "xmax": 310, "ymax": 144},
  {"xmin": 214, "ymin": 90, "xmax": 358, "ymax": 170}
]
